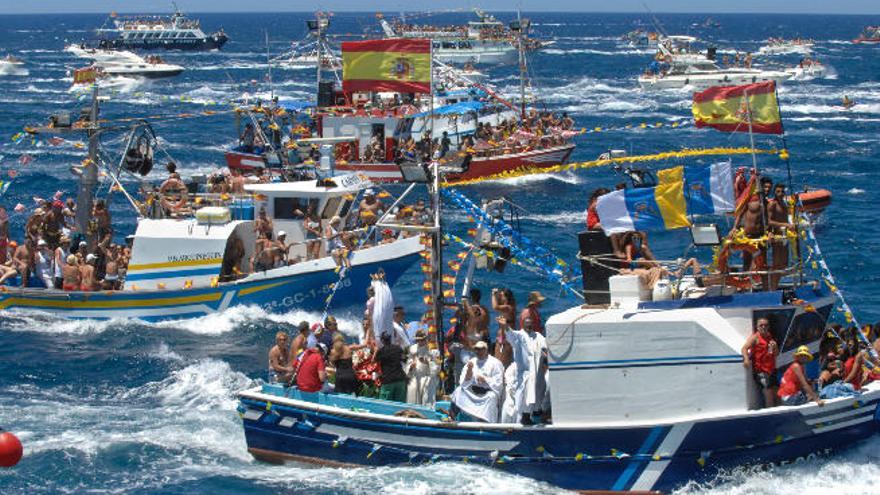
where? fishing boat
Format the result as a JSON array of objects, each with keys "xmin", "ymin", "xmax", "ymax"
[
  {"xmin": 273, "ymin": 15, "xmax": 342, "ymax": 71},
  {"xmin": 620, "ymin": 28, "xmax": 659, "ymax": 48},
  {"xmin": 236, "ymin": 183, "xmax": 877, "ymax": 493},
  {"xmin": 0, "ymin": 55, "xmax": 27, "ymax": 76},
  {"xmin": 639, "ymin": 59, "xmax": 792, "ymax": 91},
  {"xmin": 758, "ymin": 38, "xmax": 814, "ymax": 56},
  {"xmin": 853, "ymin": 26, "xmax": 880, "ymax": 44},
  {"xmin": 95, "ymin": 3, "xmax": 228, "ymax": 51},
  {"xmin": 8, "ymin": 97, "xmax": 423, "ymax": 322}
]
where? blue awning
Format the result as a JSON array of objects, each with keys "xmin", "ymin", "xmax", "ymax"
[
  {"xmin": 279, "ymin": 100, "xmax": 314, "ymax": 112},
  {"xmin": 411, "ymin": 101, "xmax": 485, "ymax": 118}
]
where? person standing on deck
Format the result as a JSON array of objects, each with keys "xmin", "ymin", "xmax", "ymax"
[
  {"xmin": 375, "ymin": 333, "xmax": 407, "ymax": 402},
  {"xmin": 498, "ymin": 314, "xmax": 549, "ymax": 424},
  {"xmin": 268, "ymin": 331, "xmax": 294, "ymax": 384},
  {"xmin": 519, "ymin": 291, "xmax": 546, "ymax": 334},
  {"xmin": 742, "ymin": 317, "xmax": 779, "ymax": 408},
  {"xmin": 405, "ymin": 329, "xmax": 440, "ymax": 406}
]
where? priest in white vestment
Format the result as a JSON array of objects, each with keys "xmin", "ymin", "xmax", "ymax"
[
  {"xmin": 498, "ymin": 315, "xmax": 548, "ymax": 424},
  {"xmin": 450, "ymin": 341, "xmax": 504, "ymax": 422},
  {"xmin": 405, "ymin": 330, "xmax": 440, "ymax": 405}
]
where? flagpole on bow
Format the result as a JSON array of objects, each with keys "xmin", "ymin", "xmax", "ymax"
[
  {"xmin": 773, "ymin": 86, "xmax": 803, "ymax": 284},
  {"xmin": 743, "ymin": 87, "xmax": 772, "ymax": 289}
]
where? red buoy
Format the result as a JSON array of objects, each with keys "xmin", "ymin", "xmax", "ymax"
[{"xmin": 0, "ymin": 431, "xmax": 23, "ymax": 467}]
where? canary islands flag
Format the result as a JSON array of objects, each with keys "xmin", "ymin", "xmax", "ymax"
[
  {"xmin": 692, "ymin": 81, "xmax": 783, "ymax": 135},
  {"xmin": 683, "ymin": 161, "xmax": 735, "ymax": 215},
  {"xmin": 596, "ymin": 166, "xmax": 690, "ymax": 234},
  {"xmin": 342, "ymin": 39, "xmax": 432, "ymax": 94}
]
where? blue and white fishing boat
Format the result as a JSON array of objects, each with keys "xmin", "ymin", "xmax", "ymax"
[
  {"xmin": 10, "ymin": 98, "xmax": 423, "ymax": 322},
  {"xmin": 236, "ymin": 148, "xmax": 880, "ymax": 491}
]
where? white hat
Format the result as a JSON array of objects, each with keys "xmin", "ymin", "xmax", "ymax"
[
  {"xmin": 364, "ymin": 188, "xmax": 376, "ymax": 196},
  {"xmin": 277, "ymin": 230, "xmax": 287, "ymax": 237},
  {"xmin": 86, "ymin": 253, "xmax": 97, "ymax": 262},
  {"xmin": 37, "ymin": 239, "xmax": 47, "ymax": 247},
  {"xmin": 79, "ymin": 241, "xmax": 87, "ymax": 247},
  {"xmin": 473, "ymin": 340, "xmax": 488, "ymax": 350}
]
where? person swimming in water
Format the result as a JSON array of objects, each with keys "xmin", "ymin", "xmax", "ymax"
[{"xmin": 842, "ymin": 95, "xmax": 855, "ymax": 109}]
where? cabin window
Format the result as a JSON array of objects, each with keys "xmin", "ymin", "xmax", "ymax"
[
  {"xmin": 752, "ymin": 308, "xmax": 796, "ymax": 345},
  {"xmin": 322, "ymin": 196, "xmax": 353, "ymax": 220},
  {"xmin": 273, "ymin": 197, "xmax": 318, "ymax": 220},
  {"xmin": 781, "ymin": 305, "xmax": 832, "ymax": 352}
]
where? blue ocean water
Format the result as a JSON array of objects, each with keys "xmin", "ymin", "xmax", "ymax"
[{"xmin": 1, "ymin": 11, "xmax": 880, "ymax": 494}]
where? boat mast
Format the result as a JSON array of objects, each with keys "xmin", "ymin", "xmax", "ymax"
[
  {"xmin": 77, "ymin": 87, "xmax": 100, "ymax": 247},
  {"xmin": 513, "ymin": 11, "xmax": 528, "ymax": 120}
]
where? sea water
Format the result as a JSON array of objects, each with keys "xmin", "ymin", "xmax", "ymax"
[{"xmin": 1, "ymin": 12, "xmax": 880, "ymax": 494}]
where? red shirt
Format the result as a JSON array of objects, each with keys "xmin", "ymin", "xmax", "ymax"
[
  {"xmin": 751, "ymin": 333, "xmax": 777, "ymax": 375},
  {"xmin": 778, "ymin": 363, "xmax": 802, "ymax": 398},
  {"xmin": 586, "ymin": 205, "xmax": 600, "ymax": 230},
  {"xmin": 844, "ymin": 356, "xmax": 862, "ymax": 390},
  {"xmin": 296, "ymin": 348, "xmax": 325, "ymax": 393}
]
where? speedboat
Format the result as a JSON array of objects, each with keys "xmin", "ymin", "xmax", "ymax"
[
  {"xmin": 758, "ymin": 38, "xmax": 814, "ymax": 56},
  {"xmin": 639, "ymin": 60, "xmax": 792, "ymax": 91},
  {"xmin": 854, "ymin": 26, "xmax": 880, "ymax": 44},
  {"xmin": 784, "ymin": 57, "xmax": 827, "ymax": 80},
  {"xmin": 65, "ymin": 43, "xmax": 145, "ymax": 64},
  {"xmin": 97, "ymin": 55, "xmax": 184, "ymax": 79},
  {"xmin": 0, "ymin": 55, "xmax": 27, "ymax": 76}
]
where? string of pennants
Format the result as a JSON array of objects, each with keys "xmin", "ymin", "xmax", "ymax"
[{"xmin": 441, "ymin": 187, "xmax": 582, "ymax": 298}]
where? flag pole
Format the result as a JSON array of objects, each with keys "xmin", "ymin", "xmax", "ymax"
[
  {"xmin": 743, "ymin": 87, "xmax": 771, "ymax": 289},
  {"xmin": 773, "ymin": 86, "xmax": 803, "ymax": 285}
]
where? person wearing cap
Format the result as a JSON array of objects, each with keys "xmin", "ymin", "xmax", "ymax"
[
  {"xmin": 519, "ymin": 291, "xmax": 547, "ymax": 335},
  {"xmin": 449, "ymin": 339, "xmax": 504, "ymax": 422},
  {"xmin": 498, "ymin": 313, "xmax": 549, "ymax": 424},
  {"xmin": 741, "ymin": 317, "xmax": 779, "ymax": 408},
  {"xmin": 296, "ymin": 342, "xmax": 328, "ymax": 393},
  {"xmin": 375, "ymin": 333, "xmax": 408, "ymax": 402},
  {"xmin": 34, "ymin": 239, "xmax": 54, "ymax": 288},
  {"xmin": 357, "ymin": 188, "xmax": 384, "ymax": 229},
  {"xmin": 778, "ymin": 345, "xmax": 824, "ymax": 407},
  {"xmin": 405, "ymin": 329, "xmax": 440, "ymax": 405},
  {"xmin": 53, "ymin": 236, "xmax": 72, "ymax": 289},
  {"xmin": 325, "ymin": 216, "xmax": 350, "ymax": 268},
  {"xmin": 61, "ymin": 253, "xmax": 81, "ymax": 291},
  {"xmin": 80, "ymin": 253, "xmax": 98, "ymax": 291}
]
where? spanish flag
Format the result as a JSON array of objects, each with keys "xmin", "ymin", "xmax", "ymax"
[
  {"xmin": 342, "ymin": 39, "xmax": 432, "ymax": 94},
  {"xmin": 73, "ymin": 66, "xmax": 98, "ymax": 84},
  {"xmin": 692, "ymin": 81, "xmax": 783, "ymax": 135}
]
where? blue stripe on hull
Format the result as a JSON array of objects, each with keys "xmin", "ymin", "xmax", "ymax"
[
  {"xmin": 238, "ymin": 394, "xmax": 880, "ymax": 492},
  {"xmin": 0, "ymin": 252, "xmax": 419, "ymax": 322}
]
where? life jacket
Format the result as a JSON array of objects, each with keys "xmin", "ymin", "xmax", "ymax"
[{"xmin": 751, "ymin": 333, "xmax": 777, "ymax": 374}]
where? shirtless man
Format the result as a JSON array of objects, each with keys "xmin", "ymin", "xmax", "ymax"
[
  {"xmin": 767, "ymin": 183, "xmax": 795, "ymax": 291},
  {"xmin": 0, "ymin": 206, "xmax": 8, "ymax": 264},
  {"xmin": 268, "ymin": 331, "xmax": 295, "ymax": 384},
  {"xmin": 252, "ymin": 233, "xmax": 275, "ymax": 272},
  {"xmin": 61, "ymin": 254, "xmax": 81, "ymax": 291},
  {"xmin": 11, "ymin": 241, "xmax": 31, "ymax": 287},
  {"xmin": 80, "ymin": 253, "xmax": 98, "ymax": 291},
  {"xmin": 733, "ymin": 183, "xmax": 767, "ymax": 288},
  {"xmin": 42, "ymin": 200, "xmax": 66, "ymax": 249},
  {"xmin": 230, "ymin": 169, "xmax": 246, "ymax": 194},
  {"xmin": 271, "ymin": 231, "xmax": 292, "ymax": 267},
  {"xmin": 254, "ymin": 207, "xmax": 273, "ymax": 239},
  {"xmin": 462, "ymin": 288, "xmax": 490, "ymax": 345},
  {"xmin": 102, "ymin": 244, "xmax": 121, "ymax": 290},
  {"xmin": 358, "ymin": 189, "xmax": 384, "ymax": 228}
]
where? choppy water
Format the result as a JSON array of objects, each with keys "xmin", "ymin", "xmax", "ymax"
[{"xmin": 1, "ymin": 12, "xmax": 880, "ymax": 494}]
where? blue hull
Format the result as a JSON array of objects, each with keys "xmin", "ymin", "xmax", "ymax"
[
  {"xmin": 238, "ymin": 385, "xmax": 880, "ymax": 492},
  {"xmin": 0, "ymin": 252, "xmax": 419, "ymax": 322}
]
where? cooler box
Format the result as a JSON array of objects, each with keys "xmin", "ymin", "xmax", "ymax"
[
  {"xmin": 229, "ymin": 199, "xmax": 255, "ymax": 220},
  {"xmin": 196, "ymin": 206, "xmax": 231, "ymax": 224}
]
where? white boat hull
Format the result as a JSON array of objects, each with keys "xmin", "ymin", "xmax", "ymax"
[{"xmin": 639, "ymin": 70, "xmax": 792, "ymax": 90}]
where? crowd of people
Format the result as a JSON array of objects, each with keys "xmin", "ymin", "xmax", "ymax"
[
  {"xmin": 267, "ymin": 272, "xmax": 552, "ymax": 425},
  {"xmin": 742, "ymin": 318, "xmax": 880, "ymax": 408},
  {"xmin": 0, "ymin": 197, "xmax": 129, "ymax": 290}
]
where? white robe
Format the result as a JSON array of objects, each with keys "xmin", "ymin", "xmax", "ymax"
[
  {"xmin": 451, "ymin": 354, "xmax": 504, "ymax": 422},
  {"xmin": 371, "ymin": 279, "xmax": 395, "ymax": 347},
  {"xmin": 500, "ymin": 328, "xmax": 548, "ymax": 423},
  {"xmin": 405, "ymin": 343, "xmax": 440, "ymax": 405}
]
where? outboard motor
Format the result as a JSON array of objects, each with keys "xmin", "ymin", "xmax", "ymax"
[{"xmin": 578, "ymin": 230, "xmax": 615, "ymax": 305}]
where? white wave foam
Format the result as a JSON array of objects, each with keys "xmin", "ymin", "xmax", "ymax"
[
  {"xmin": 848, "ymin": 188, "xmax": 866, "ymax": 195},
  {"xmin": 522, "ymin": 210, "xmax": 585, "ymax": 225}
]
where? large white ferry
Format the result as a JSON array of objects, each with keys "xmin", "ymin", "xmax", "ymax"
[{"xmin": 95, "ymin": 4, "xmax": 228, "ymax": 51}]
